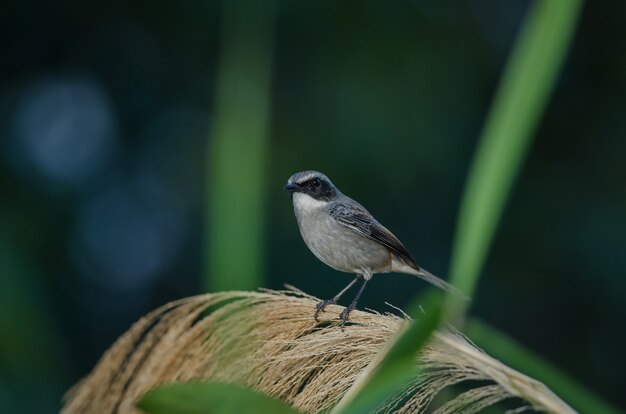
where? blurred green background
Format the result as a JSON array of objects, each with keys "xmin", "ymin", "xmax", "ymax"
[{"xmin": 1, "ymin": 1, "xmax": 624, "ymax": 413}]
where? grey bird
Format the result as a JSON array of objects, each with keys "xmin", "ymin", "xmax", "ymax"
[{"xmin": 284, "ymin": 170, "xmax": 462, "ymax": 325}]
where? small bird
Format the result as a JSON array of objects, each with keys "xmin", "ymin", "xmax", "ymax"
[{"xmin": 284, "ymin": 170, "xmax": 462, "ymax": 325}]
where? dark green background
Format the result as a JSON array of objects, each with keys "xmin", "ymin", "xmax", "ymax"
[{"xmin": 1, "ymin": 1, "xmax": 624, "ymax": 412}]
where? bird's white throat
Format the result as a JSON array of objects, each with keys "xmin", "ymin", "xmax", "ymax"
[{"xmin": 292, "ymin": 192, "xmax": 328, "ymax": 212}]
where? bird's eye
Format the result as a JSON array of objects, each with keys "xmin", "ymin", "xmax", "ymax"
[{"xmin": 311, "ymin": 178, "xmax": 321, "ymax": 187}]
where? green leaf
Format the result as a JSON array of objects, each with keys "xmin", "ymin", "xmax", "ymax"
[
  {"xmin": 466, "ymin": 319, "xmax": 621, "ymax": 414},
  {"xmin": 446, "ymin": 0, "xmax": 582, "ymax": 320},
  {"xmin": 137, "ymin": 381, "xmax": 303, "ymax": 414},
  {"xmin": 332, "ymin": 290, "xmax": 443, "ymax": 414}
]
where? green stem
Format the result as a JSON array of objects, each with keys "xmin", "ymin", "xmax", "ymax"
[
  {"xmin": 205, "ymin": 0, "xmax": 276, "ymax": 292},
  {"xmin": 446, "ymin": 0, "xmax": 582, "ymax": 320}
]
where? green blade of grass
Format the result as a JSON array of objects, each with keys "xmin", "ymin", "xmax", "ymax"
[
  {"xmin": 332, "ymin": 291, "xmax": 443, "ymax": 414},
  {"xmin": 446, "ymin": 0, "xmax": 582, "ymax": 319},
  {"xmin": 137, "ymin": 382, "xmax": 303, "ymax": 414},
  {"xmin": 466, "ymin": 319, "xmax": 621, "ymax": 414},
  {"xmin": 205, "ymin": 0, "xmax": 275, "ymax": 292}
]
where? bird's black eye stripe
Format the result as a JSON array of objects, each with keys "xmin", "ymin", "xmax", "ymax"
[{"xmin": 300, "ymin": 178, "xmax": 321, "ymax": 188}]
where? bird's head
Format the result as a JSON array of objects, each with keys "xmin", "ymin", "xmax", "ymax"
[{"xmin": 284, "ymin": 170, "xmax": 337, "ymax": 201}]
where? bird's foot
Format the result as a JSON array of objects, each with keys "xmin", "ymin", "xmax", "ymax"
[
  {"xmin": 314, "ymin": 298, "xmax": 337, "ymax": 321},
  {"xmin": 339, "ymin": 304, "xmax": 355, "ymax": 327}
]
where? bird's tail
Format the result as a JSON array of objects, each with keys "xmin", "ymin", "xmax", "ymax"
[
  {"xmin": 418, "ymin": 268, "xmax": 468, "ymax": 300},
  {"xmin": 403, "ymin": 265, "xmax": 469, "ymax": 300}
]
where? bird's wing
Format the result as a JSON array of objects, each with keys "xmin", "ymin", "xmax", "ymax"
[{"xmin": 329, "ymin": 202, "xmax": 419, "ymax": 269}]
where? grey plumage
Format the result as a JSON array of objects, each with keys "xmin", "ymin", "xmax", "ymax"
[{"xmin": 284, "ymin": 170, "xmax": 462, "ymax": 324}]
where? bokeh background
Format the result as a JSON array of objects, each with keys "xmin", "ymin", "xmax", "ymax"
[{"xmin": 1, "ymin": 1, "xmax": 624, "ymax": 412}]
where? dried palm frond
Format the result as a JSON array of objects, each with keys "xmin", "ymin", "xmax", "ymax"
[{"xmin": 61, "ymin": 289, "xmax": 574, "ymax": 414}]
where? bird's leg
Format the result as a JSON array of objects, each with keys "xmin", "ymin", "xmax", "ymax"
[
  {"xmin": 314, "ymin": 275, "xmax": 361, "ymax": 321},
  {"xmin": 339, "ymin": 277, "xmax": 369, "ymax": 326}
]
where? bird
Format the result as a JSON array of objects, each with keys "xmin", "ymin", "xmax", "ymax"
[{"xmin": 284, "ymin": 170, "xmax": 463, "ymax": 325}]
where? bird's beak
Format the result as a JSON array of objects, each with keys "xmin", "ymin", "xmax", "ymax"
[{"xmin": 284, "ymin": 183, "xmax": 298, "ymax": 192}]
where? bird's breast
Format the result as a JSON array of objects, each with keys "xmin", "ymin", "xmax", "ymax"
[{"xmin": 292, "ymin": 197, "xmax": 391, "ymax": 274}]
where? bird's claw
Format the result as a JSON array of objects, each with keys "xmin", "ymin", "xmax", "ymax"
[
  {"xmin": 314, "ymin": 298, "xmax": 336, "ymax": 321},
  {"xmin": 339, "ymin": 305, "xmax": 355, "ymax": 327}
]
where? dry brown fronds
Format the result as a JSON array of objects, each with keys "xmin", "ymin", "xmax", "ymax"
[{"xmin": 61, "ymin": 290, "xmax": 575, "ymax": 414}]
